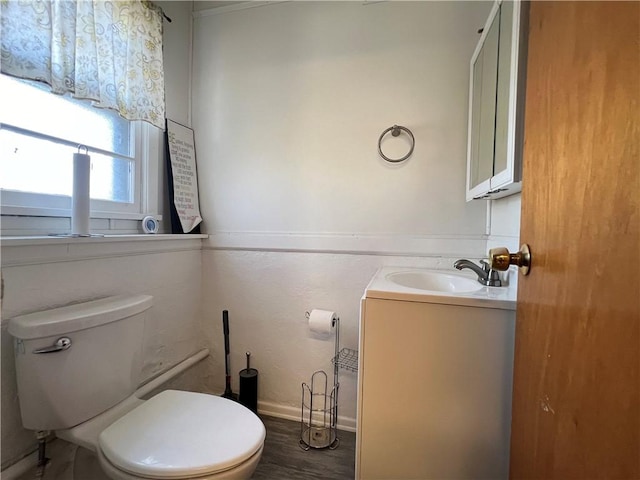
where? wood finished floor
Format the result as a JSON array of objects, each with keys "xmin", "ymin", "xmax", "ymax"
[{"xmin": 252, "ymin": 416, "xmax": 356, "ymax": 480}]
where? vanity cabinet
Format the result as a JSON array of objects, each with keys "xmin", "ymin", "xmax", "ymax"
[
  {"xmin": 356, "ymin": 296, "xmax": 515, "ymax": 479},
  {"xmin": 466, "ymin": 0, "xmax": 528, "ymax": 201}
]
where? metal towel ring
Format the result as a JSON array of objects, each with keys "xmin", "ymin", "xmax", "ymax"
[{"xmin": 378, "ymin": 125, "xmax": 415, "ymax": 163}]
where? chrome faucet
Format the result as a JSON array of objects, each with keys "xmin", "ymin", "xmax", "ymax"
[{"xmin": 453, "ymin": 259, "xmax": 502, "ymax": 287}]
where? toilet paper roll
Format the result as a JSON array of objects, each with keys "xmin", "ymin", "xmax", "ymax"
[
  {"xmin": 72, "ymin": 152, "xmax": 91, "ymax": 236},
  {"xmin": 308, "ymin": 309, "xmax": 337, "ymax": 335}
]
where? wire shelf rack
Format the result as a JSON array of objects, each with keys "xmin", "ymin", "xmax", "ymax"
[{"xmin": 332, "ymin": 347, "xmax": 358, "ymax": 373}]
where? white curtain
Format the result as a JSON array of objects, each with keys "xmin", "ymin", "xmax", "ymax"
[{"xmin": 1, "ymin": 0, "xmax": 165, "ymax": 129}]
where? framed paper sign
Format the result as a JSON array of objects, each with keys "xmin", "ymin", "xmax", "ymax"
[{"xmin": 166, "ymin": 119, "xmax": 202, "ymax": 233}]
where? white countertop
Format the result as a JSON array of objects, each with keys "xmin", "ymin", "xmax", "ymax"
[{"xmin": 364, "ymin": 266, "xmax": 517, "ymax": 310}]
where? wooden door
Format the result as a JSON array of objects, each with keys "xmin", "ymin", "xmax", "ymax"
[{"xmin": 510, "ymin": 2, "xmax": 639, "ymax": 478}]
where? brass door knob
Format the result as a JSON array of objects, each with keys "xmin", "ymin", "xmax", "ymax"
[{"xmin": 489, "ymin": 244, "xmax": 531, "ymax": 275}]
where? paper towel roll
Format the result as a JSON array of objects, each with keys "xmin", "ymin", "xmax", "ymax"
[
  {"xmin": 72, "ymin": 151, "xmax": 91, "ymax": 236},
  {"xmin": 308, "ymin": 309, "xmax": 337, "ymax": 335}
]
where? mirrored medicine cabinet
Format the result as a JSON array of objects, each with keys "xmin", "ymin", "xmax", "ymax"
[{"xmin": 466, "ymin": 0, "xmax": 529, "ymax": 201}]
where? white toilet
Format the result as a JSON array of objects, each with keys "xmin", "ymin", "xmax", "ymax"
[{"xmin": 8, "ymin": 294, "xmax": 265, "ymax": 480}]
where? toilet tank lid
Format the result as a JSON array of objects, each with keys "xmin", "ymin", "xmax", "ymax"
[{"xmin": 8, "ymin": 294, "xmax": 153, "ymax": 340}]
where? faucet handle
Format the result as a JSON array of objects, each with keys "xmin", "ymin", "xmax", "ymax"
[
  {"xmin": 487, "ymin": 269, "xmax": 502, "ymax": 287},
  {"xmin": 480, "ymin": 259, "xmax": 502, "ymax": 286}
]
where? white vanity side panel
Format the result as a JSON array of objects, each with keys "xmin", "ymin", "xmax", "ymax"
[
  {"xmin": 358, "ymin": 298, "xmax": 515, "ymax": 480},
  {"xmin": 355, "ymin": 296, "xmax": 367, "ymax": 480}
]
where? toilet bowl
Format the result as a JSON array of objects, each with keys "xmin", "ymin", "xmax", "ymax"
[
  {"xmin": 8, "ymin": 295, "xmax": 266, "ymax": 480},
  {"xmin": 96, "ymin": 390, "xmax": 265, "ymax": 480},
  {"xmin": 61, "ymin": 389, "xmax": 266, "ymax": 480}
]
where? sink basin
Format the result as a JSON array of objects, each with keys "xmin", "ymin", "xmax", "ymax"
[
  {"xmin": 366, "ymin": 267, "xmax": 515, "ymax": 309},
  {"xmin": 386, "ymin": 271, "xmax": 482, "ymax": 293}
]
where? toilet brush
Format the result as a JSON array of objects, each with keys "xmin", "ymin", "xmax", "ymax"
[
  {"xmin": 221, "ymin": 310, "xmax": 238, "ymax": 400},
  {"xmin": 239, "ymin": 352, "xmax": 258, "ymax": 414}
]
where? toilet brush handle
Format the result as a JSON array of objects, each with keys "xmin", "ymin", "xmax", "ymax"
[
  {"xmin": 223, "ymin": 311, "xmax": 230, "ymax": 356},
  {"xmin": 246, "ymin": 352, "xmax": 251, "ymax": 370}
]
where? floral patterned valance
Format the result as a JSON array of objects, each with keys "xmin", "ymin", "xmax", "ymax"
[{"xmin": 1, "ymin": 0, "xmax": 166, "ymax": 129}]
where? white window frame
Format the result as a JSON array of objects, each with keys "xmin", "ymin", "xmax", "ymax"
[{"xmin": 0, "ymin": 119, "xmax": 162, "ymax": 222}]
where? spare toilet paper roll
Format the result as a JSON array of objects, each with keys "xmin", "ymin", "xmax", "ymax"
[
  {"xmin": 72, "ymin": 151, "xmax": 91, "ymax": 236},
  {"xmin": 308, "ymin": 309, "xmax": 337, "ymax": 335}
]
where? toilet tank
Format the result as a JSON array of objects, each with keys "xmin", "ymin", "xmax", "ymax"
[{"xmin": 8, "ymin": 294, "xmax": 153, "ymax": 431}]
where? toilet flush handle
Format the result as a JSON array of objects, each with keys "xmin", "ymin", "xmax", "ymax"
[{"xmin": 33, "ymin": 337, "xmax": 72, "ymax": 354}]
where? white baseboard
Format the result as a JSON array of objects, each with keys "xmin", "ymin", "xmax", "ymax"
[{"xmin": 258, "ymin": 400, "xmax": 357, "ymax": 433}]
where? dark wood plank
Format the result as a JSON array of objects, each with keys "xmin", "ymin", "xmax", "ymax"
[{"xmin": 253, "ymin": 416, "xmax": 355, "ymax": 480}]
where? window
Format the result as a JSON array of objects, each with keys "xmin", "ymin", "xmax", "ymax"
[{"xmin": 0, "ymin": 74, "xmax": 161, "ymax": 221}]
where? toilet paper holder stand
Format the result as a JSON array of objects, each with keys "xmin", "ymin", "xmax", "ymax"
[
  {"xmin": 300, "ymin": 313, "xmax": 340, "ymax": 450},
  {"xmin": 300, "ymin": 312, "xmax": 358, "ymax": 450}
]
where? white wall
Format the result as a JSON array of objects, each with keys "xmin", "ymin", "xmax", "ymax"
[
  {"xmin": 193, "ymin": 1, "xmax": 493, "ymax": 428},
  {"xmin": 489, "ymin": 193, "xmax": 521, "ymax": 251},
  {"xmin": 488, "ymin": 193, "xmax": 522, "ymax": 286},
  {"xmin": 193, "ymin": 1, "xmax": 490, "ymax": 245},
  {"xmin": 159, "ymin": 0, "xmax": 194, "ymax": 232},
  {"xmin": 163, "ymin": 1, "xmax": 193, "ymax": 127}
]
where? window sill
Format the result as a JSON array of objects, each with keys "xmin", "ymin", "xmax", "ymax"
[
  {"xmin": 1, "ymin": 212, "xmax": 168, "ymax": 236},
  {"xmin": 1, "ymin": 234, "xmax": 208, "ymax": 267},
  {"xmin": 1, "ymin": 233, "xmax": 207, "ymax": 247},
  {"xmin": 1, "ymin": 206, "xmax": 162, "ymax": 221}
]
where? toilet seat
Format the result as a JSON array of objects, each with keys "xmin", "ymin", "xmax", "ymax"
[
  {"xmin": 98, "ymin": 390, "xmax": 265, "ymax": 479},
  {"xmin": 97, "ymin": 444, "xmax": 264, "ymax": 480}
]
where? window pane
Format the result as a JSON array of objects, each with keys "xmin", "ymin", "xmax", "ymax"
[
  {"xmin": 0, "ymin": 75, "xmax": 130, "ymax": 156},
  {"xmin": 0, "ymin": 130, "xmax": 133, "ymax": 203}
]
